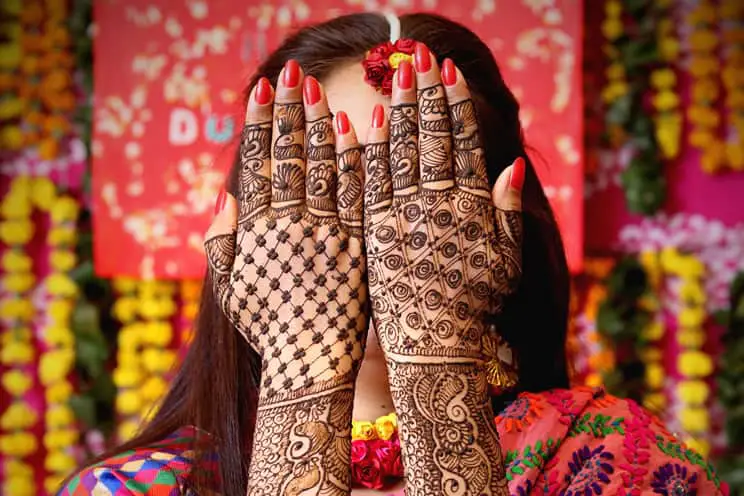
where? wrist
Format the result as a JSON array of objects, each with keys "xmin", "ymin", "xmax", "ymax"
[{"xmin": 257, "ymin": 371, "xmax": 356, "ymax": 408}]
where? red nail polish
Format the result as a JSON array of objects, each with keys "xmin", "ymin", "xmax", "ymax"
[
  {"xmin": 214, "ymin": 189, "xmax": 227, "ymax": 214},
  {"xmin": 510, "ymin": 157, "xmax": 526, "ymax": 191},
  {"xmin": 372, "ymin": 104, "xmax": 384, "ymax": 128},
  {"xmin": 283, "ymin": 59, "xmax": 300, "ymax": 87},
  {"xmin": 442, "ymin": 58, "xmax": 457, "ymax": 86},
  {"xmin": 303, "ymin": 76, "xmax": 321, "ymax": 105},
  {"xmin": 398, "ymin": 60, "xmax": 412, "ymax": 90},
  {"xmin": 414, "ymin": 43, "xmax": 431, "ymax": 73},
  {"xmin": 336, "ymin": 111, "xmax": 350, "ymax": 135},
  {"xmin": 255, "ymin": 77, "xmax": 272, "ymax": 105}
]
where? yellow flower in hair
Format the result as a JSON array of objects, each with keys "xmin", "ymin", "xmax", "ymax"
[
  {"xmin": 46, "ymin": 273, "xmax": 77, "ymax": 297},
  {"xmin": 351, "ymin": 421, "xmax": 376, "ymax": 441},
  {"xmin": 116, "ymin": 390, "xmax": 143, "ymax": 415},
  {"xmin": 374, "ymin": 413, "xmax": 397, "ymax": 441},
  {"xmin": 2, "ymin": 370, "xmax": 32, "ymax": 396},
  {"xmin": 0, "ymin": 432, "xmax": 38, "ymax": 457},
  {"xmin": 0, "ymin": 219, "xmax": 34, "ymax": 245},
  {"xmin": 680, "ymin": 406, "xmax": 709, "ymax": 432},
  {"xmin": 0, "ymin": 402, "xmax": 38, "ymax": 430},
  {"xmin": 50, "ymin": 196, "xmax": 79, "ymax": 224},
  {"xmin": 2, "ymin": 250, "xmax": 32, "ymax": 272},
  {"xmin": 0, "ymin": 192, "xmax": 32, "ymax": 219},
  {"xmin": 677, "ymin": 380, "xmax": 710, "ymax": 405},
  {"xmin": 45, "ymin": 381, "xmax": 72, "ymax": 403},
  {"xmin": 2, "ymin": 273, "xmax": 36, "ymax": 293},
  {"xmin": 30, "ymin": 177, "xmax": 57, "ymax": 211},
  {"xmin": 0, "ymin": 341, "xmax": 34, "ymax": 365},
  {"xmin": 50, "ymin": 249, "xmax": 76, "ymax": 272},
  {"xmin": 140, "ymin": 376, "xmax": 169, "ymax": 401},
  {"xmin": 678, "ymin": 351, "xmax": 713, "ymax": 378},
  {"xmin": 45, "ymin": 404, "xmax": 74, "ymax": 429},
  {"xmin": 45, "ymin": 450, "xmax": 76, "ymax": 473},
  {"xmin": 39, "ymin": 349, "xmax": 74, "ymax": 385},
  {"xmin": 47, "ymin": 226, "xmax": 76, "ymax": 246}
]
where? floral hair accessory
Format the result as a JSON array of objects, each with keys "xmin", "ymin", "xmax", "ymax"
[{"xmin": 362, "ymin": 39, "xmax": 415, "ymax": 96}]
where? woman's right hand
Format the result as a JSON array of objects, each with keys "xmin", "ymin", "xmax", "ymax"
[{"xmin": 203, "ymin": 60, "xmax": 368, "ymax": 402}]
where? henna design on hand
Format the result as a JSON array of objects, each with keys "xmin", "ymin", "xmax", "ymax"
[
  {"xmin": 417, "ymin": 85, "xmax": 453, "ymax": 185},
  {"xmin": 238, "ymin": 123, "xmax": 272, "ymax": 223},
  {"xmin": 389, "ymin": 104, "xmax": 419, "ymax": 193}
]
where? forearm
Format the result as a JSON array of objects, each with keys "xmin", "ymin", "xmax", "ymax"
[
  {"xmin": 246, "ymin": 373, "xmax": 355, "ymax": 496},
  {"xmin": 388, "ymin": 361, "xmax": 508, "ymax": 496}
]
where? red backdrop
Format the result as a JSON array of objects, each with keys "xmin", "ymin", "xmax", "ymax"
[{"xmin": 93, "ymin": 0, "xmax": 584, "ymax": 278}]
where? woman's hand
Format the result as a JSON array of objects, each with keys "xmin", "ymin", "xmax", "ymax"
[
  {"xmin": 363, "ymin": 47, "xmax": 522, "ymax": 496},
  {"xmin": 203, "ymin": 61, "xmax": 365, "ymax": 495}
]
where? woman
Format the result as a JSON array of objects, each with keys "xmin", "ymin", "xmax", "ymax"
[{"xmin": 60, "ymin": 12, "xmax": 726, "ymax": 496}]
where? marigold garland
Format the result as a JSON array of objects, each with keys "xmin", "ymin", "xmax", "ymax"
[
  {"xmin": 660, "ymin": 247, "xmax": 712, "ymax": 457},
  {"xmin": 601, "ymin": 0, "xmax": 628, "ymax": 146},
  {"xmin": 579, "ymin": 258, "xmax": 616, "ymax": 388},
  {"xmin": 720, "ymin": 0, "xmax": 744, "ymax": 170},
  {"xmin": 0, "ymin": 176, "xmax": 38, "ymax": 496},
  {"xmin": 651, "ymin": 8, "xmax": 682, "ymax": 160},
  {"xmin": 637, "ymin": 250, "xmax": 666, "ymax": 415},
  {"xmin": 40, "ymin": 186, "xmax": 80, "ymax": 493}
]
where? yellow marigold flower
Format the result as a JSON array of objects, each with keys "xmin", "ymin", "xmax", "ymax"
[
  {"xmin": 677, "ymin": 329, "xmax": 706, "ymax": 348},
  {"xmin": 139, "ymin": 297, "xmax": 177, "ymax": 320},
  {"xmin": 5, "ymin": 459, "xmax": 33, "ymax": 478},
  {"xmin": 140, "ymin": 321, "xmax": 174, "ymax": 346},
  {"xmin": 112, "ymin": 296, "xmax": 140, "ymax": 323},
  {"xmin": 3, "ymin": 475, "xmax": 36, "ymax": 496},
  {"xmin": 45, "ymin": 475, "xmax": 65, "ymax": 495},
  {"xmin": 645, "ymin": 363, "xmax": 665, "ymax": 389},
  {"xmin": 719, "ymin": 0, "xmax": 744, "ymax": 18},
  {"xmin": 677, "ymin": 380, "xmax": 710, "ymax": 405},
  {"xmin": 2, "ymin": 370, "xmax": 32, "ymax": 396},
  {"xmin": 113, "ymin": 278, "xmax": 139, "ymax": 294},
  {"xmin": 685, "ymin": 437, "xmax": 710, "ymax": 457},
  {"xmin": 43, "ymin": 325, "xmax": 74, "ymax": 347},
  {"xmin": 39, "ymin": 349, "xmax": 74, "ymax": 386},
  {"xmin": 2, "ymin": 273, "xmax": 36, "ymax": 293},
  {"xmin": 46, "ymin": 273, "xmax": 77, "ymax": 297},
  {"xmin": 642, "ymin": 320, "xmax": 665, "ymax": 341},
  {"xmin": 689, "ymin": 30, "xmax": 719, "ymax": 52},
  {"xmin": 43, "ymin": 429, "xmax": 78, "ymax": 450},
  {"xmin": 50, "ymin": 196, "xmax": 79, "ymax": 224},
  {"xmin": 680, "ymin": 406, "xmax": 709, "ymax": 433},
  {"xmin": 728, "ymin": 143, "xmax": 744, "ymax": 170},
  {"xmin": 0, "ymin": 299, "xmax": 35, "ymax": 322},
  {"xmin": 140, "ymin": 376, "xmax": 168, "ymax": 402},
  {"xmin": 45, "ymin": 450, "xmax": 76, "ymax": 473},
  {"xmin": 601, "ymin": 81, "xmax": 629, "ymax": 103},
  {"xmin": 116, "ymin": 390, "xmax": 142, "ymax": 416},
  {"xmin": 639, "ymin": 348, "xmax": 662, "ymax": 363},
  {"xmin": 374, "ymin": 413, "xmax": 397, "ymax": 440},
  {"xmin": 48, "ymin": 299, "xmax": 73, "ymax": 325},
  {"xmin": 0, "ymin": 191, "xmax": 32, "ymax": 219},
  {"xmin": 652, "ymin": 91, "xmax": 679, "ymax": 112},
  {"xmin": 605, "ymin": 0, "xmax": 621, "ymax": 17},
  {"xmin": 722, "ymin": 65, "xmax": 744, "ymax": 89},
  {"xmin": 118, "ymin": 326, "xmax": 142, "ymax": 352},
  {"xmin": 605, "ymin": 62, "xmax": 625, "ymax": 81},
  {"xmin": 45, "ymin": 404, "xmax": 74, "ymax": 429},
  {"xmin": 678, "ymin": 351, "xmax": 713, "ymax": 378},
  {"xmin": 113, "ymin": 367, "xmax": 143, "ymax": 388},
  {"xmin": 689, "ymin": 129, "xmax": 716, "ymax": 149},
  {"xmin": 139, "ymin": 280, "xmax": 176, "ymax": 297},
  {"xmin": 692, "ymin": 79, "xmax": 720, "ymax": 103},
  {"xmin": 118, "ymin": 420, "xmax": 140, "ymax": 442},
  {"xmin": 45, "ymin": 381, "xmax": 72, "ymax": 403},
  {"xmin": 679, "ymin": 305, "xmax": 705, "ymax": 327},
  {"xmin": 643, "ymin": 393, "xmax": 666, "ymax": 412},
  {"xmin": 47, "ymin": 226, "xmax": 76, "ymax": 246},
  {"xmin": 689, "ymin": 56, "xmax": 719, "ymax": 77},
  {"xmin": 0, "ymin": 44, "xmax": 21, "ymax": 70},
  {"xmin": 142, "ymin": 349, "xmax": 177, "ymax": 374},
  {"xmin": 726, "ymin": 89, "xmax": 744, "ymax": 108},
  {"xmin": 30, "ymin": 177, "xmax": 57, "ymax": 211},
  {"xmin": 0, "ymin": 432, "xmax": 38, "ymax": 457},
  {"xmin": 0, "ymin": 125, "xmax": 24, "ymax": 150},
  {"xmin": 601, "ymin": 18, "xmax": 623, "ymax": 40},
  {"xmin": 50, "ymin": 249, "xmax": 76, "ymax": 272},
  {"xmin": 183, "ymin": 302, "xmax": 199, "ymax": 321},
  {"xmin": 650, "ymin": 69, "xmax": 676, "ymax": 89},
  {"xmin": 638, "ymin": 294, "xmax": 660, "ymax": 312},
  {"xmin": 0, "ymin": 219, "xmax": 34, "ymax": 245},
  {"xmin": 687, "ymin": 5, "xmax": 717, "ymax": 25},
  {"xmin": 1, "ymin": 327, "xmax": 31, "ymax": 346},
  {"xmin": 10, "ymin": 175, "xmax": 32, "ymax": 196},
  {"xmin": 701, "ymin": 142, "xmax": 726, "ymax": 174},
  {"xmin": 2, "ymin": 249, "xmax": 32, "ymax": 272},
  {"xmin": 687, "ymin": 105, "xmax": 720, "ymax": 128},
  {"xmin": 659, "ymin": 37, "xmax": 680, "ymax": 61},
  {"xmin": 656, "ymin": 119, "xmax": 681, "ymax": 159},
  {"xmin": 0, "ymin": 401, "xmax": 38, "ymax": 430},
  {"xmin": 351, "ymin": 421, "xmax": 377, "ymax": 441},
  {"xmin": 181, "ymin": 280, "xmax": 202, "ymax": 300}
]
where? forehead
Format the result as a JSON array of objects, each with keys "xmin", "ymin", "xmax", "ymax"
[{"xmin": 322, "ymin": 61, "xmax": 390, "ymax": 144}]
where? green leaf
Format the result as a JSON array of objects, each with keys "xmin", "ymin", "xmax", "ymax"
[
  {"xmin": 72, "ymin": 301, "xmax": 100, "ymax": 336},
  {"xmin": 69, "ymin": 394, "xmax": 97, "ymax": 428}
]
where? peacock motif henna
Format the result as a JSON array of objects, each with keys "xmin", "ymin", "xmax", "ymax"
[
  {"xmin": 417, "ymin": 84, "xmax": 453, "ymax": 185},
  {"xmin": 238, "ymin": 123, "xmax": 272, "ymax": 223},
  {"xmin": 389, "ymin": 103, "xmax": 419, "ymax": 193}
]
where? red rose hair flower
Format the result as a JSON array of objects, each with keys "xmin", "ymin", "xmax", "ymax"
[{"xmin": 362, "ymin": 39, "xmax": 415, "ymax": 96}]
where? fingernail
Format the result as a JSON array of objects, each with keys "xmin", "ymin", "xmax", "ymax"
[
  {"xmin": 397, "ymin": 60, "xmax": 412, "ymax": 90},
  {"xmin": 255, "ymin": 77, "xmax": 272, "ymax": 105},
  {"xmin": 372, "ymin": 104, "xmax": 384, "ymax": 128},
  {"xmin": 303, "ymin": 76, "xmax": 321, "ymax": 105},
  {"xmin": 336, "ymin": 111, "xmax": 350, "ymax": 135},
  {"xmin": 510, "ymin": 157, "xmax": 526, "ymax": 191},
  {"xmin": 283, "ymin": 59, "xmax": 300, "ymax": 88},
  {"xmin": 414, "ymin": 42, "xmax": 431, "ymax": 73},
  {"xmin": 442, "ymin": 58, "xmax": 457, "ymax": 86},
  {"xmin": 214, "ymin": 189, "xmax": 227, "ymax": 214}
]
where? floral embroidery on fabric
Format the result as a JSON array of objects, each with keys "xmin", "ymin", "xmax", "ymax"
[
  {"xmin": 656, "ymin": 436, "xmax": 721, "ymax": 488},
  {"xmin": 569, "ymin": 412, "xmax": 625, "ymax": 438},
  {"xmin": 651, "ymin": 463, "xmax": 699, "ymax": 496},
  {"xmin": 496, "ymin": 392, "xmax": 545, "ymax": 432},
  {"xmin": 503, "ymin": 438, "xmax": 557, "ymax": 481},
  {"xmin": 617, "ymin": 399, "xmax": 655, "ymax": 492},
  {"xmin": 563, "ymin": 444, "xmax": 615, "ymax": 495}
]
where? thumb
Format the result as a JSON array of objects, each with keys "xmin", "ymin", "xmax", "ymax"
[
  {"xmin": 491, "ymin": 157, "xmax": 525, "ymax": 212},
  {"xmin": 204, "ymin": 190, "xmax": 238, "ymax": 302}
]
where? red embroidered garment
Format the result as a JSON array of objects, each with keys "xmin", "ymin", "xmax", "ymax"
[{"xmin": 59, "ymin": 388, "xmax": 728, "ymax": 495}]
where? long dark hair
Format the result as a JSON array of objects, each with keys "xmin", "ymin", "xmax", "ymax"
[{"xmin": 80, "ymin": 12, "xmax": 570, "ymax": 495}]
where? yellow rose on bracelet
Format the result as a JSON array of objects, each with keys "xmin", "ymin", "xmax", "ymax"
[
  {"xmin": 374, "ymin": 413, "xmax": 397, "ymax": 441},
  {"xmin": 352, "ymin": 421, "xmax": 376, "ymax": 441}
]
